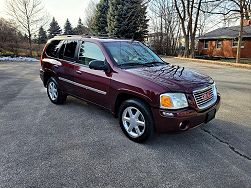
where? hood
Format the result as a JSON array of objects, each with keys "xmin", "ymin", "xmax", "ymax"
[{"xmin": 126, "ymin": 64, "xmax": 214, "ymax": 93}]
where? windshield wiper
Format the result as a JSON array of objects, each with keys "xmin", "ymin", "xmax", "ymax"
[
  {"xmin": 145, "ymin": 61, "xmax": 165, "ymax": 66},
  {"xmin": 118, "ymin": 62, "xmax": 145, "ymax": 67},
  {"xmin": 145, "ymin": 61, "xmax": 166, "ymax": 66}
]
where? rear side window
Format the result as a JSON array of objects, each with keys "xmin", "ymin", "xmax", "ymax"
[
  {"xmin": 45, "ymin": 40, "xmax": 62, "ymax": 57},
  {"xmin": 63, "ymin": 40, "xmax": 78, "ymax": 60}
]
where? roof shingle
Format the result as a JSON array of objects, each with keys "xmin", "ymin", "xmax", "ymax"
[{"xmin": 198, "ymin": 25, "xmax": 251, "ymax": 39}]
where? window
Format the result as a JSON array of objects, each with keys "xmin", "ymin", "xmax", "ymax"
[
  {"xmin": 79, "ymin": 42, "xmax": 105, "ymax": 66},
  {"xmin": 64, "ymin": 41, "xmax": 78, "ymax": 60},
  {"xmin": 58, "ymin": 43, "xmax": 66, "ymax": 59},
  {"xmin": 216, "ymin": 40, "xmax": 222, "ymax": 49},
  {"xmin": 45, "ymin": 40, "xmax": 62, "ymax": 57},
  {"xmin": 204, "ymin": 40, "xmax": 209, "ymax": 49},
  {"xmin": 232, "ymin": 38, "xmax": 245, "ymax": 48},
  {"xmin": 103, "ymin": 41, "xmax": 163, "ymax": 66}
]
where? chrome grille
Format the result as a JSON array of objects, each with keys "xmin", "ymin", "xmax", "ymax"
[{"xmin": 193, "ymin": 84, "xmax": 217, "ymax": 110}]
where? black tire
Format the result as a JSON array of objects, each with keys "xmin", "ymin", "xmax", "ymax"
[
  {"xmin": 118, "ymin": 98, "xmax": 154, "ymax": 143},
  {"xmin": 47, "ymin": 77, "xmax": 67, "ymax": 104}
]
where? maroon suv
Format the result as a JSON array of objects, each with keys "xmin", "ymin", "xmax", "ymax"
[{"xmin": 40, "ymin": 35, "xmax": 221, "ymax": 142}]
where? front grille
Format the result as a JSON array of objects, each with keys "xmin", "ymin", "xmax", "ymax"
[{"xmin": 193, "ymin": 84, "xmax": 217, "ymax": 110}]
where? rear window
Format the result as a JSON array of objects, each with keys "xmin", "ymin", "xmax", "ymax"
[{"xmin": 45, "ymin": 40, "xmax": 62, "ymax": 58}]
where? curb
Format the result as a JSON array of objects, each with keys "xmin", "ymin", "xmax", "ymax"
[{"xmin": 172, "ymin": 57, "xmax": 251, "ymax": 70}]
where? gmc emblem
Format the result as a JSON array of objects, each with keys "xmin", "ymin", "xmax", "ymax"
[{"xmin": 202, "ymin": 91, "xmax": 212, "ymax": 100}]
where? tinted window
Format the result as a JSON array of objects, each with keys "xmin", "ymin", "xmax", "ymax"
[
  {"xmin": 45, "ymin": 40, "xmax": 62, "ymax": 57},
  {"xmin": 59, "ymin": 43, "xmax": 66, "ymax": 59},
  {"xmin": 79, "ymin": 42, "xmax": 105, "ymax": 66},
  {"xmin": 64, "ymin": 41, "xmax": 78, "ymax": 59}
]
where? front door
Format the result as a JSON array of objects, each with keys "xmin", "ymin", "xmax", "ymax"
[{"xmin": 74, "ymin": 41, "xmax": 111, "ymax": 109}]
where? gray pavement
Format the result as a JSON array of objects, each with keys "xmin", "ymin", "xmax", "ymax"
[{"xmin": 0, "ymin": 59, "xmax": 250, "ymax": 188}]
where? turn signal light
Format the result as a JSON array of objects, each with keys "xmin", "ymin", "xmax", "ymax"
[{"xmin": 160, "ymin": 95, "xmax": 173, "ymax": 108}]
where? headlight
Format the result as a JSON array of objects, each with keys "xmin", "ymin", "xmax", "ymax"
[{"xmin": 160, "ymin": 93, "xmax": 188, "ymax": 110}]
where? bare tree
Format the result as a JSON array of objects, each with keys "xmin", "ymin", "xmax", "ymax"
[
  {"xmin": 84, "ymin": 0, "xmax": 98, "ymax": 31},
  {"xmin": 148, "ymin": 0, "xmax": 180, "ymax": 55},
  {"xmin": 6, "ymin": 0, "xmax": 47, "ymax": 56},
  {"xmin": 173, "ymin": 0, "xmax": 205, "ymax": 58}
]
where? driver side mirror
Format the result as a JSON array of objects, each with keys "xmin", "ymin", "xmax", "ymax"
[{"xmin": 89, "ymin": 60, "xmax": 109, "ymax": 72}]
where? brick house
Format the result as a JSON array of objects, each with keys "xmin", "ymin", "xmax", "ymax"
[{"xmin": 198, "ymin": 21, "xmax": 251, "ymax": 58}]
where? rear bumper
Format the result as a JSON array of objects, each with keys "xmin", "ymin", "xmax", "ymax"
[
  {"xmin": 152, "ymin": 94, "xmax": 221, "ymax": 133},
  {"xmin": 40, "ymin": 69, "xmax": 45, "ymax": 85}
]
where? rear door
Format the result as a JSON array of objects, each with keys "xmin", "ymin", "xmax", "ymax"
[
  {"xmin": 57, "ymin": 40, "xmax": 79, "ymax": 94},
  {"xmin": 74, "ymin": 41, "xmax": 111, "ymax": 109}
]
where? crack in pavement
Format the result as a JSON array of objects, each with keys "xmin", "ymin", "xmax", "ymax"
[{"xmin": 200, "ymin": 127, "xmax": 251, "ymax": 161}]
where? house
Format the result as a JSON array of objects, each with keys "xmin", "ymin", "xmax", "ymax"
[{"xmin": 198, "ymin": 20, "xmax": 251, "ymax": 58}]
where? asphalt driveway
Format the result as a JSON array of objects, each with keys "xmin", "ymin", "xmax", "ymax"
[{"xmin": 0, "ymin": 59, "xmax": 250, "ymax": 188}]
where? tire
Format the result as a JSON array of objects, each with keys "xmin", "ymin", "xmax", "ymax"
[
  {"xmin": 47, "ymin": 77, "xmax": 67, "ymax": 104},
  {"xmin": 118, "ymin": 99, "xmax": 154, "ymax": 143}
]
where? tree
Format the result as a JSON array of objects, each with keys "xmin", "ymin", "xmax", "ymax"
[
  {"xmin": 37, "ymin": 26, "xmax": 47, "ymax": 44},
  {"xmin": 84, "ymin": 0, "xmax": 97, "ymax": 30},
  {"xmin": 148, "ymin": 0, "xmax": 181, "ymax": 55},
  {"xmin": 107, "ymin": 0, "xmax": 149, "ymax": 41},
  {"xmin": 64, "ymin": 18, "xmax": 74, "ymax": 35},
  {"xmin": 174, "ymin": 0, "xmax": 203, "ymax": 58},
  {"xmin": 74, "ymin": 18, "xmax": 90, "ymax": 35},
  {"xmin": 48, "ymin": 17, "xmax": 62, "ymax": 38},
  {"xmin": 6, "ymin": 0, "xmax": 47, "ymax": 56},
  {"xmin": 92, "ymin": 0, "xmax": 109, "ymax": 35}
]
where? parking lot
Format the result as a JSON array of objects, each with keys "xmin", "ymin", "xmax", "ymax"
[{"xmin": 0, "ymin": 58, "xmax": 250, "ymax": 188}]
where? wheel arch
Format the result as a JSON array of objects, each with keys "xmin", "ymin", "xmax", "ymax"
[
  {"xmin": 43, "ymin": 69, "xmax": 56, "ymax": 87},
  {"xmin": 113, "ymin": 91, "xmax": 153, "ymax": 118}
]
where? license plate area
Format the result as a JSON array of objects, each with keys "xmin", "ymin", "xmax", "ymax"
[{"xmin": 205, "ymin": 109, "xmax": 216, "ymax": 123}]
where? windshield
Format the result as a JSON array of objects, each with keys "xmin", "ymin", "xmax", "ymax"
[{"xmin": 103, "ymin": 41, "xmax": 164, "ymax": 67}]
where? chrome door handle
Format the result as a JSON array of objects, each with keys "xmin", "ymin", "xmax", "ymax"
[{"xmin": 76, "ymin": 70, "xmax": 82, "ymax": 75}]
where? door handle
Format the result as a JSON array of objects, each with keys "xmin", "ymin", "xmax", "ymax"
[
  {"xmin": 54, "ymin": 65, "xmax": 59, "ymax": 69},
  {"xmin": 76, "ymin": 70, "xmax": 82, "ymax": 75}
]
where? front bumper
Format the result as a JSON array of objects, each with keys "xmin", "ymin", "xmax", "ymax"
[{"xmin": 152, "ymin": 94, "xmax": 221, "ymax": 133}]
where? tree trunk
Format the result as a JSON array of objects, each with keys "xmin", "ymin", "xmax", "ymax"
[{"xmin": 28, "ymin": 33, "xmax": 32, "ymax": 57}]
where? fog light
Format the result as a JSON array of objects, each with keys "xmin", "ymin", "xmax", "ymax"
[
  {"xmin": 161, "ymin": 111, "xmax": 174, "ymax": 117},
  {"xmin": 179, "ymin": 121, "xmax": 189, "ymax": 131}
]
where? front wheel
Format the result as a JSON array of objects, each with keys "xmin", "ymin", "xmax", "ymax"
[
  {"xmin": 119, "ymin": 99, "xmax": 154, "ymax": 143},
  {"xmin": 47, "ymin": 77, "xmax": 67, "ymax": 104}
]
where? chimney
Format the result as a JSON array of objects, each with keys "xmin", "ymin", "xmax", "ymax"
[{"xmin": 243, "ymin": 19, "xmax": 251, "ymax": 26}]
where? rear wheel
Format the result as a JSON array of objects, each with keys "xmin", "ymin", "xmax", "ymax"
[
  {"xmin": 47, "ymin": 77, "xmax": 67, "ymax": 104},
  {"xmin": 119, "ymin": 99, "xmax": 154, "ymax": 143}
]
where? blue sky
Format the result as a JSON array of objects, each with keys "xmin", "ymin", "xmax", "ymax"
[{"xmin": 0, "ymin": 0, "xmax": 97, "ymax": 28}]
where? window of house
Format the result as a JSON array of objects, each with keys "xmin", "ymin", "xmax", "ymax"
[
  {"xmin": 204, "ymin": 40, "xmax": 209, "ymax": 49},
  {"xmin": 45, "ymin": 40, "xmax": 62, "ymax": 57},
  {"xmin": 78, "ymin": 42, "xmax": 105, "ymax": 66},
  {"xmin": 216, "ymin": 40, "xmax": 222, "ymax": 48},
  {"xmin": 232, "ymin": 38, "xmax": 245, "ymax": 48}
]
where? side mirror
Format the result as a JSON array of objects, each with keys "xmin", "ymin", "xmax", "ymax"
[{"xmin": 89, "ymin": 60, "xmax": 109, "ymax": 72}]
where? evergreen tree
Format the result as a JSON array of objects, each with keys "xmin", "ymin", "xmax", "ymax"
[
  {"xmin": 64, "ymin": 18, "xmax": 74, "ymax": 35},
  {"xmin": 48, "ymin": 17, "xmax": 62, "ymax": 38},
  {"xmin": 107, "ymin": 0, "xmax": 148, "ymax": 41},
  {"xmin": 73, "ymin": 18, "xmax": 89, "ymax": 35},
  {"xmin": 91, "ymin": 0, "xmax": 109, "ymax": 35},
  {"xmin": 37, "ymin": 26, "xmax": 47, "ymax": 44}
]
